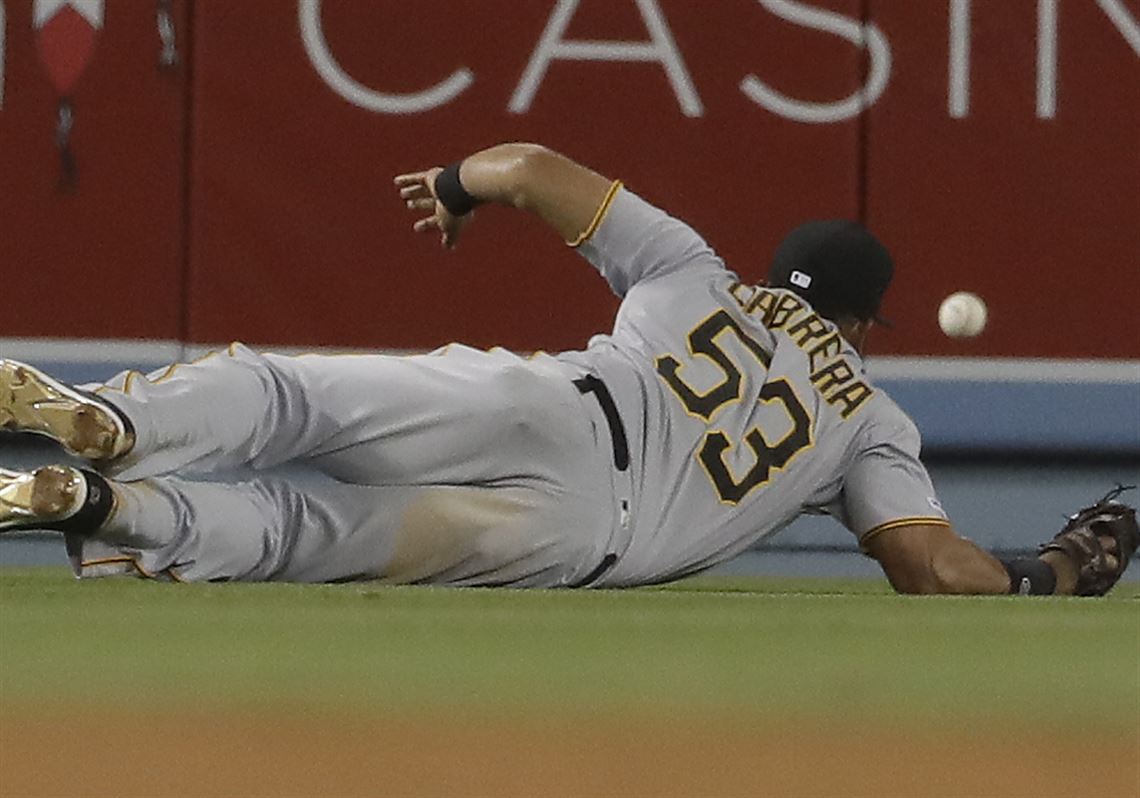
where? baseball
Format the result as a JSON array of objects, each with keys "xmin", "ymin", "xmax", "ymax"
[{"xmin": 938, "ymin": 291, "xmax": 987, "ymax": 338}]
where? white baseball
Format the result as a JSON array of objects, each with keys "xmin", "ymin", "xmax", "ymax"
[{"xmin": 938, "ymin": 292, "xmax": 987, "ymax": 338}]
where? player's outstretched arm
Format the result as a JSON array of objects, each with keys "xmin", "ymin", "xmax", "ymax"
[
  {"xmin": 864, "ymin": 523, "xmax": 1016, "ymax": 595},
  {"xmin": 394, "ymin": 143, "xmax": 614, "ymax": 249},
  {"xmin": 865, "ymin": 502, "xmax": 1138, "ymax": 597}
]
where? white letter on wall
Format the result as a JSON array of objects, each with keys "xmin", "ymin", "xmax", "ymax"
[
  {"xmin": 1037, "ymin": 0, "xmax": 1059, "ymax": 118},
  {"xmin": 1096, "ymin": 0, "xmax": 1140, "ymax": 54},
  {"xmin": 741, "ymin": 0, "xmax": 891, "ymax": 123},
  {"xmin": 510, "ymin": 0, "xmax": 702, "ymax": 116},
  {"xmin": 298, "ymin": 0, "xmax": 473, "ymax": 114},
  {"xmin": 1038, "ymin": 0, "xmax": 1139, "ymax": 119},
  {"xmin": 948, "ymin": 0, "xmax": 971, "ymax": 117}
]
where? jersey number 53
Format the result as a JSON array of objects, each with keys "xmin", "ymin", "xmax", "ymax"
[{"xmin": 656, "ymin": 310, "xmax": 812, "ymax": 504}]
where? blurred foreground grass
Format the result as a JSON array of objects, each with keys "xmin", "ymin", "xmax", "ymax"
[{"xmin": 1, "ymin": 567, "xmax": 1137, "ymax": 729}]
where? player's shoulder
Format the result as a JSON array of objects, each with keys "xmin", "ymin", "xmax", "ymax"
[
  {"xmin": 599, "ymin": 187, "xmax": 714, "ymax": 252},
  {"xmin": 852, "ymin": 386, "xmax": 923, "ymax": 451}
]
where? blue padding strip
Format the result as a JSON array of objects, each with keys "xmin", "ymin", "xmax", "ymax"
[
  {"xmin": 879, "ymin": 380, "xmax": 1140, "ymax": 454},
  {"xmin": 38, "ymin": 361, "xmax": 172, "ymax": 387}
]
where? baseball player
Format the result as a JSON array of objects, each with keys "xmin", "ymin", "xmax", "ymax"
[{"xmin": 1, "ymin": 143, "xmax": 1135, "ymax": 594}]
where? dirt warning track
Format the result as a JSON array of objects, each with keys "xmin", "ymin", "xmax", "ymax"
[{"xmin": 2, "ymin": 706, "xmax": 1136, "ymax": 798}]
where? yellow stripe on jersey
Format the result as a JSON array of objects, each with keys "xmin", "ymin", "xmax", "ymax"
[
  {"xmin": 568, "ymin": 180, "xmax": 623, "ymax": 248},
  {"xmin": 859, "ymin": 516, "xmax": 952, "ymax": 548}
]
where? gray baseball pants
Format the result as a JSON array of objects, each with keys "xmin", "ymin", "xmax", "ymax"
[{"xmin": 70, "ymin": 344, "xmax": 620, "ymax": 586}]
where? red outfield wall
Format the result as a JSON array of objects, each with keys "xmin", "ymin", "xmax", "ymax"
[{"xmin": 2, "ymin": 0, "xmax": 1138, "ymax": 357}]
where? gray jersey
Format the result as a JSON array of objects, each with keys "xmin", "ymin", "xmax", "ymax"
[
  {"xmin": 54, "ymin": 184, "xmax": 948, "ymax": 588},
  {"xmin": 557, "ymin": 186, "xmax": 948, "ymax": 586}
]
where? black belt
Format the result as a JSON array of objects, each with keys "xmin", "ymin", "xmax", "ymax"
[
  {"xmin": 573, "ymin": 375, "xmax": 629, "ymax": 472},
  {"xmin": 569, "ymin": 553, "xmax": 617, "ymax": 589},
  {"xmin": 569, "ymin": 375, "xmax": 628, "ymax": 589}
]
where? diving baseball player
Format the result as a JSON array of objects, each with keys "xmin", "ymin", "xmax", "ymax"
[{"xmin": 1, "ymin": 144, "xmax": 1135, "ymax": 594}]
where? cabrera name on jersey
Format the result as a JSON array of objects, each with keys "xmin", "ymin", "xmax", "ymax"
[{"xmin": 561, "ymin": 186, "xmax": 948, "ymax": 585}]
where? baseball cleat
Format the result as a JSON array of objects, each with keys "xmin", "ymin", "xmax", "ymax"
[
  {"xmin": 0, "ymin": 465, "xmax": 112, "ymax": 535},
  {"xmin": 0, "ymin": 359, "xmax": 134, "ymax": 462}
]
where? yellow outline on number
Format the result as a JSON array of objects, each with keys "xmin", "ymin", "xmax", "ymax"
[{"xmin": 696, "ymin": 378, "xmax": 815, "ymax": 506}]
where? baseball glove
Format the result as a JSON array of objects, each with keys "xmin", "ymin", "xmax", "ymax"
[{"xmin": 1040, "ymin": 485, "xmax": 1139, "ymax": 596}]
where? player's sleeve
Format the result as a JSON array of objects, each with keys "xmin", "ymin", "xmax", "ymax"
[
  {"xmin": 573, "ymin": 184, "xmax": 725, "ymax": 297},
  {"xmin": 840, "ymin": 411, "xmax": 950, "ymax": 549}
]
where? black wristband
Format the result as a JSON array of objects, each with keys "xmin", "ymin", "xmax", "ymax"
[
  {"xmin": 434, "ymin": 161, "xmax": 481, "ymax": 216},
  {"xmin": 1000, "ymin": 557, "xmax": 1057, "ymax": 595}
]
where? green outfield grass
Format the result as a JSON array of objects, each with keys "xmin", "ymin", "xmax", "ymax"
[{"xmin": 1, "ymin": 567, "xmax": 1137, "ymax": 729}]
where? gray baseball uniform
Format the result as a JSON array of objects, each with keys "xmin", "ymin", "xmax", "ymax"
[{"xmin": 71, "ymin": 185, "xmax": 948, "ymax": 585}]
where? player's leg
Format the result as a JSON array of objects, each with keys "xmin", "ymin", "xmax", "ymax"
[
  {"xmin": 293, "ymin": 345, "xmax": 594, "ymax": 488},
  {"xmin": 151, "ymin": 344, "xmax": 589, "ymax": 490},
  {"xmin": 3, "ymin": 348, "xmax": 358, "ymax": 479},
  {"xmin": 3, "ymin": 345, "xmax": 590, "ymax": 487},
  {"xmin": 2, "ymin": 348, "xmax": 401, "ymax": 479},
  {"xmin": 2, "ymin": 464, "xmax": 609, "ymax": 585}
]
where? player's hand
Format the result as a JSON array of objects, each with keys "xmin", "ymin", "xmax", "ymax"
[
  {"xmin": 1040, "ymin": 486, "xmax": 1138, "ymax": 596},
  {"xmin": 394, "ymin": 168, "xmax": 471, "ymax": 250}
]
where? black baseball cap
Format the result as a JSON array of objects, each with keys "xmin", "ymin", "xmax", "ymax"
[{"xmin": 767, "ymin": 219, "xmax": 894, "ymax": 325}]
